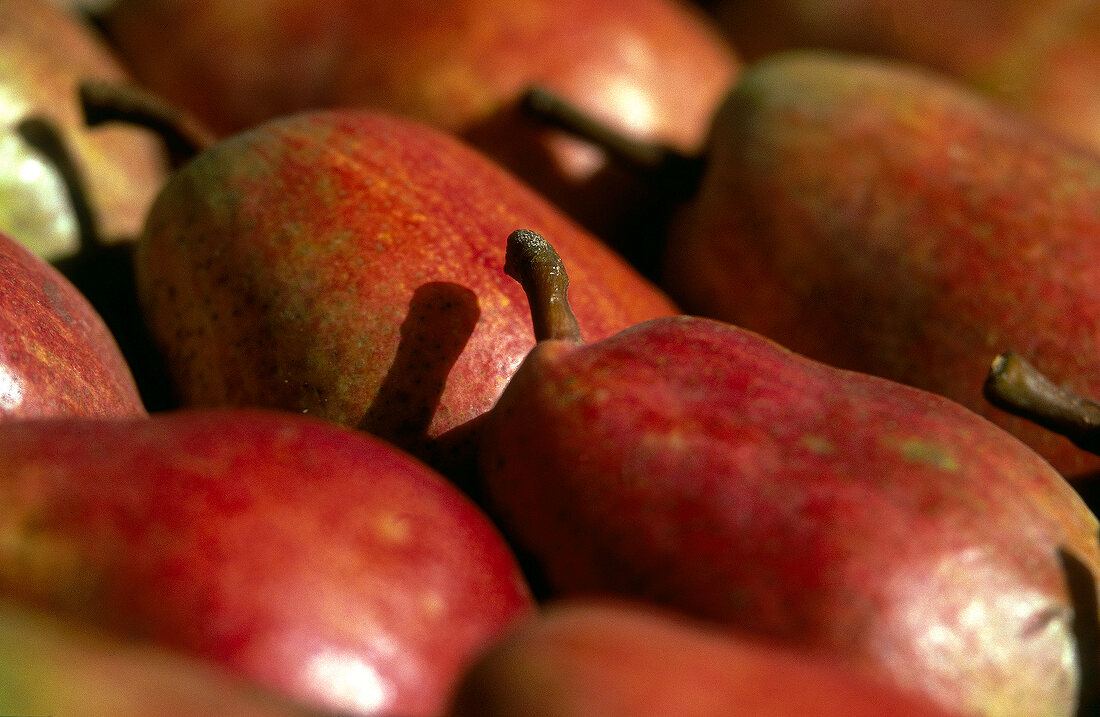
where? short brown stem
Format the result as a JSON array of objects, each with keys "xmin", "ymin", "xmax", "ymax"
[
  {"xmin": 79, "ymin": 79, "xmax": 215, "ymax": 167},
  {"xmin": 16, "ymin": 117, "xmax": 101, "ymax": 254},
  {"xmin": 983, "ymin": 352, "xmax": 1100, "ymax": 455},
  {"xmin": 504, "ymin": 229, "xmax": 582, "ymax": 344},
  {"xmin": 520, "ymin": 85, "xmax": 705, "ymax": 198}
]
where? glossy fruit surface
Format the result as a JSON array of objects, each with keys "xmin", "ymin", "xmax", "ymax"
[
  {"xmin": 98, "ymin": 0, "xmax": 737, "ymax": 241},
  {"xmin": 478, "ymin": 230, "xmax": 1099, "ymax": 717},
  {"xmin": 665, "ymin": 51, "xmax": 1100, "ymax": 477},
  {"xmin": 0, "ymin": 408, "xmax": 533, "ymax": 716},
  {"xmin": 0, "ymin": 227, "xmax": 144, "ymax": 419},
  {"xmin": 136, "ymin": 110, "xmax": 678, "ymax": 474},
  {"xmin": 483, "ymin": 317, "xmax": 1100, "ymax": 716},
  {"xmin": 447, "ymin": 599, "xmax": 970, "ymax": 717},
  {"xmin": 0, "ymin": 0, "xmax": 165, "ymax": 259}
]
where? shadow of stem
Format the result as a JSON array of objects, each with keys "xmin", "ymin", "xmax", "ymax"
[{"xmin": 358, "ymin": 281, "xmax": 481, "ymax": 483}]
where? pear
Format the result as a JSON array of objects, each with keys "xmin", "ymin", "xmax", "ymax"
[
  {"xmin": 0, "ymin": 408, "xmax": 533, "ymax": 716},
  {"xmin": 527, "ymin": 49, "xmax": 1100, "ymax": 478},
  {"xmin": 660, "ymin": 50, "xmax": 1100, "ymax": 479},
  {"xmin": 447, "ymin": 598, "xmax": 969, "ymax": 717},
  {"xmin": 0, "ymin": 222, "xmax": 143, "ymax": 419},
  {"xmin": 131, "ymin": 108, "xmax": 677, "ymax": 480},
  {"xmin": 94, "ymin": 0, "xmax": 737, "ymax": 244},
  {"xmin": 0, "ymin": 598, "xmax": 328, "ymax": 717},
  {"xmin": 708, "ymin": 0, "xmax": 1100, "ymax": 155},
  {"xmin": 0, "ymin": 0, "xmax": 166, "ymax": 260},
  {"xmin": 476, "ymin": 229, "xmax": 1100, "ymax": 717}
]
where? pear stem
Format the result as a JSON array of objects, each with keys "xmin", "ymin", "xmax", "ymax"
[
  {"xmin": 983, "ymin": 351, "xmax": 1100, "ymax": 455},
  {"xmin": 79, "ymin": 79, "xmax": 215, "ymax": 167},
  {"xmin": 504, "ymin": 229, "xmax": 582, "ymax": 343},
  {"xmin": 16, "ymin": 117, "xmax": 102, "ymax": 255},
  {"xmin": 520, "ymin": 85, "xmax": 705, "ymax": 198}
]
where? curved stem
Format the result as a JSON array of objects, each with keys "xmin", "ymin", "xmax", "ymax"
[
  {"xmin": 520, "ymin": 85, "xmax": 706, "ymax": 198},
  {"xmin": 16, "ymin": 117, "xmax": 102, "ymax": 255},
  {"xmin": 983, "ymin": 352, "xmax": 1100, "ymax": 455},
  {"xmin": 504, "ymin": 229, "xmax": 582, "ymax": 344},
  {"xmin": 79, "ymin": 79, "xmax": 215, "ymax": 168}
]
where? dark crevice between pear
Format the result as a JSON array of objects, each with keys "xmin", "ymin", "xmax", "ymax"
[
  {"xmin": 16, "ymin": 116, "xmax": 177, "ymax": 412},
  {"xmin": 358, "ymin": 282, "xmax": 480, "ymax": 490},
  {"xmin": 1060, "ymin": 545, "xmax": 1100, "ymax": 717},
  {"xmin": 463, "ymin": 97, "xmax": 672, "ymax": 261},
  {"xmin": 79, "ymin": 79, "xmax": 215, "ymax": 169},
  {"xmin": 520, "ymin": 87, "xmax": 706, "ymax": 196},
  {"xmin": 354, "ymin": 278, "xmax": 556, "ymax": 603},
  {"xmin": 519, "ymin": 86, "xmax": 707, "ymax": 280}
]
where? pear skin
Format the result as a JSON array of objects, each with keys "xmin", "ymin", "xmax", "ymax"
[
  {"xmin": 0, "ymin": 228, "xmax": 144, "ymax": 419},
  {"xmin": 480, "ymin": 229, "xmax": 1100, "ymax": 717},
  {"xmin": 447, "ymin": 599, "xmax": 970, "ymax": 717},
  {"xmin": 710, "ymin": 0, "xmax": 1100, "ymax": 154},
  {"xmin": 0, "ymin": 598, "xmax": 328, "ymax": 717},
  {"xmin": 664, "ymin": 50, "xmax": 1100, "ymax": 478},
  {"xmin": 134, "ymin": 109, "xmax": 678, "ymax": 478},
  {"xmin": 98, "ymin": 0, "xmax": 737, "ymax": 243},
  {"xmin": 0, "ymin": 0, "xmax": 166, "ymax": 260},
  {"xmin": 0, "ymin": 408, "xmax": 533, "ymax": 716}
]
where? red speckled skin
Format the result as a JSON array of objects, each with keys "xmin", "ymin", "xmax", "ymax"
[
  {"xmin": 136, "ymin": 110, "xmax": 678, "ymax": 475},
  {"xmin": 479, "ymin": 316, "xmax": 1100, "ymax": 717},
  {"xmin": 448, "ymin": 599, "xmax": 968, "ymax": 717},
  {"xmin": 98, "ymin": 0, "xmax": 737, "ymax": 241},
  {"xmin": 0, "ymin": 409, "xmax": 534, "ymax": 717},
  {"xmin": 664, "ymin": 51, "xmax": 1100, "ymax": 478},
  {"xmin": 0, "ymin": 229, "xmax": 144, "ymax": 419}
]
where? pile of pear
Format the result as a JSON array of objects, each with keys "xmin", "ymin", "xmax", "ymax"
[{"xmin": 3, "ymin": 2, "xmax": 1100, "ymax": 717}]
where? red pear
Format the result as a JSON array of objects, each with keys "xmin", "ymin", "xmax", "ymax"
[
  {"xmin": 0, "ymin": 408, "xmax": 533, "ymax": 716},
  {"xmin": 133, "ymin": 108, "xmax": 677, "ymax": 478},
  {"xmin": 476, "ymin": 229, "xmax": 1100, "ymax": 717},
  {"xmin": 0, "ymin": 225, "xmax": 143, "ymax": 419},
  {"xmin": 446, "ymin": 599, "xmax": 969, "ymax": 717},
  {"xmin": 708, "ymin": 0, "xmax": 1100, "ymax": 155},
  {"xmin": 708, "ymin": 0, "xmax": 1052, "ymax": 69},
  {"xmin": 660, "ymin": 51, "xmax": 1100, "ymax": 478},
  {"xmin": 0, "ymin": 0, "xmax": 166, "ymax": 260},
  {"xmin": 0, "ymin": 598, "xmax": 328, "ymax": 717},
  {"xmin": 95, "ymin": 0, "xmax": 737, "ymax": 242},
  {"xmin": 528, "ymin": 50, "xmax": 1100, "ymax": 478}
]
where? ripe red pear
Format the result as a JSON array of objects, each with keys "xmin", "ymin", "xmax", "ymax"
[
  {"xmin": 0, "ymin": 598, "xmax": 328, "ymax": 717},
  {"xmin": 708, "ymin": 0, "xmax": 1053, "ymax": 69},
  {"xmin": 0, "ymin": 225, "xmax": 143, "ymax": 419},
  {"xmin": 95, "ymin": 0, "xmax": 737, "ymax": 243},
  {"xmin": 0, "ymin": 0, "xmax": 166, "ymax": 260},
  {"xmin": 529, "ymin": 50, "xmax": 1100, "ymax": 479},
  {"xmin": 709, "ymin": 0, "xmax": 1100, "ymax": 155},
  {"xmin": 0, "ymin": 408, "xmax": 533, "ymax": 716},
  {"xmin": 477, "ymin": 229, "xmax": 1100, "ymax": 717},
  {"xmin": 447, "ymin": 599, "xmax": 969, "ymax": 717},
  {"xmin": 659, "ymin": 51, "xmax": 1100, "ymax": 478},
  {"xmin": 133, "ymin": 108, "xmax": 677, "ymax": 478}
]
